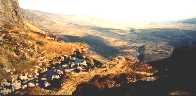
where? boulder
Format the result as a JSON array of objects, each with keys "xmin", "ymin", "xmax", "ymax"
[
  {"xmin": 28, "ymin": 82, "xmax": 35, "ymax": 87},
  {"xmin": 12, "ymin": 80, "xmax": 21, "ymax": 90}
]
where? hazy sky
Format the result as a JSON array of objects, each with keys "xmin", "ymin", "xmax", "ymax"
[{"xmin": 19, "ymin": 0, "xmax": 196, "ymax": 22}]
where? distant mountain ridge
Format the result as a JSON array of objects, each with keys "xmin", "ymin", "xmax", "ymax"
[{"xmin": 181, "ymin": 18, "xmax": 196, "ymax": 24}]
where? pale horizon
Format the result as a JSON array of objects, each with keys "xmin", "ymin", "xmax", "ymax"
[{"xmin": 19, "ymin": 0, "xmax": 196, "ymax": 23}]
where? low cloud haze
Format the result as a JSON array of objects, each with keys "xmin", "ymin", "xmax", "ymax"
[{"xmin": 19, "ymin": 0, "xmax": 196, "ymax": 22}]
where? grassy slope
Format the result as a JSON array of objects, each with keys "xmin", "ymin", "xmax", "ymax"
[{"xmin": 0, "ymin": 23, "xmax": 88, "ymax": 80}]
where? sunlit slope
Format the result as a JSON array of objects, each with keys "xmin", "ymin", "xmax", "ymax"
[{"xmin": 0, "ymin": 0, "xmax": 89, "ymax": 81}]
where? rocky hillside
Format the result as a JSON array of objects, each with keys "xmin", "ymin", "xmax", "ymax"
[
  {"xmin": 0, "ymin": 0, "xmax": 88, "ymax": 88},
  {"xmin": 0, "ymin": 0, "xmax": 24, "ymax": 28}
]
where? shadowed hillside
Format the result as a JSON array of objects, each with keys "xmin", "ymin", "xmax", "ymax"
[
  {"xmin": 73, "ymin": 46, "xmax": 196, "ymax": 96},
  {"xmin": 63, "ymin": 35, "xmax": 119, "ymax": 58}
]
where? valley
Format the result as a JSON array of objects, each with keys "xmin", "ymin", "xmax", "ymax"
[{"xmin": 1, "ymin": 0, "xmax": 196, "ymax": 95}]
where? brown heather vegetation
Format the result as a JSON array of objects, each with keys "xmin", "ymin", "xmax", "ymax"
[
  {"xmin": 0, "ymin": 24, "xmax": 88, "ymax": 80},
  {"xmin": 24, "ymin": 56, "xmax": 154, "ymax": 95}
]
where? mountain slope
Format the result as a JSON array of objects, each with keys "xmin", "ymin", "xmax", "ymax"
[
  {"xmin": 0, "ymin": 0, "xmax": 24, "ymax": 28},
  {"xmin": 0, "ymin": 0, "xmax": 88, "ymax": 82}
]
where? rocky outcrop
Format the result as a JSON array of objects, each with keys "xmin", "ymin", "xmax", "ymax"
[
  {"xmin": 0, "ymin": 50, "xmax": 103, "ymax": 95},
  {"xmin": 0, "ymin": 0, "xmax": 24, "ymax": 28}
]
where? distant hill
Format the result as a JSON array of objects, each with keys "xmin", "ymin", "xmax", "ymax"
[
  {"xmin": 22, "ymin": 9, "xmax": 196, "ymax": 62},
  {"xmin": 181, "ymin": 18, "xmax": 196, "ymax": 24}
]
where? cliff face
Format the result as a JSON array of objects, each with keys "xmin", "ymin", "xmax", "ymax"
[{"xmin": 0, "ymin": 0, "xmax": 24, "ymax": 28}]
